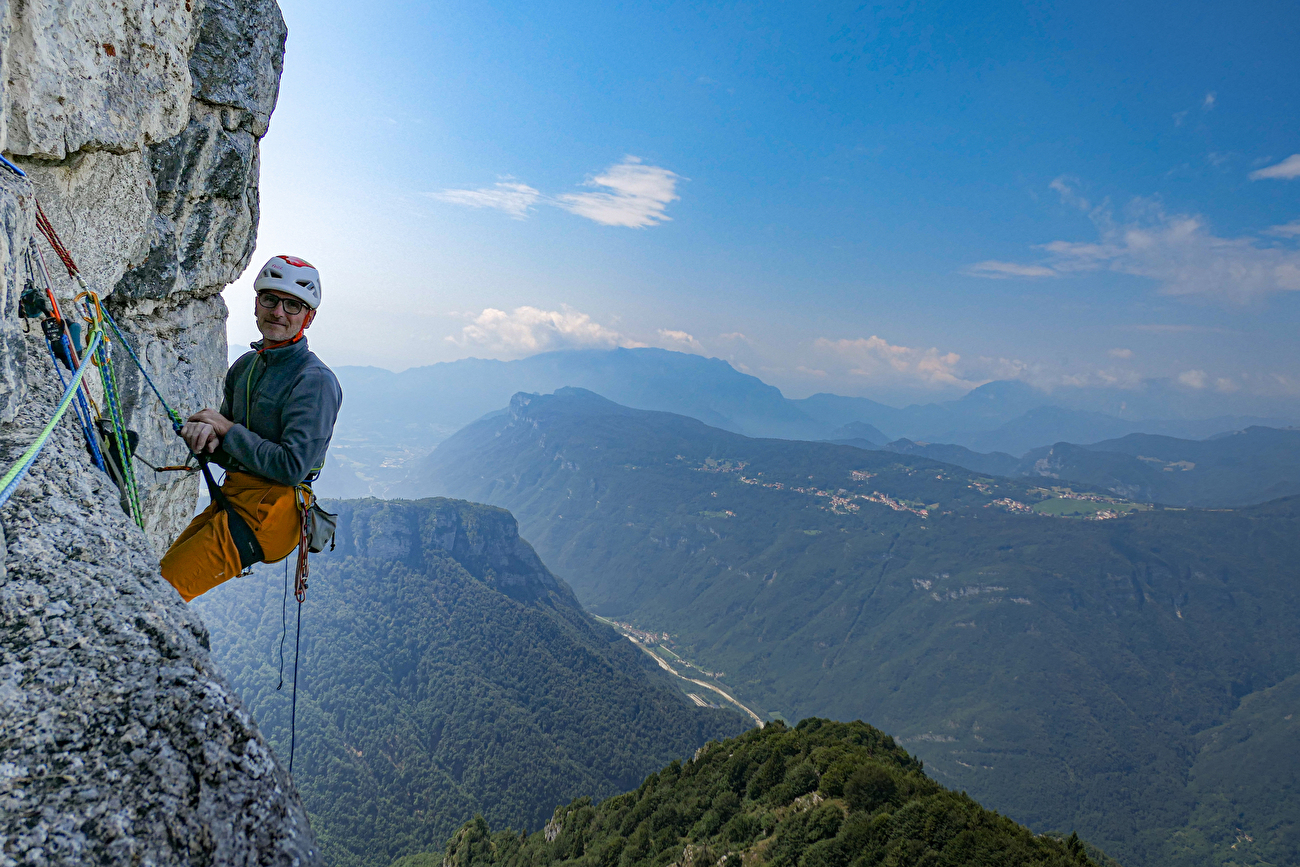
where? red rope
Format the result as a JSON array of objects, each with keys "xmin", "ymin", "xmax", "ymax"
[
  {"xmin": 294, "ymin": 492, "xmax": 311, "ymax": 603},
  {"xmin": 34, "ymin": 202, "xmax": 80, "ymax": 279}
]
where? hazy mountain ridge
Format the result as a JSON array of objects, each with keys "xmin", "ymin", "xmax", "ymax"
[
  {"xmin": 868, "ymin": 425, "xmax": 1300, "ymax": 507},
  {"xmin": 316, "ymin": 348, "xmax": 1297, "ymax": 500},
  {"xmin": 401, "ymin": 388, "xmax": 1300, "ymax": 867},
  {"xmin": 193, "ymin": 497, "xmax": 748, "ymax": 867}
]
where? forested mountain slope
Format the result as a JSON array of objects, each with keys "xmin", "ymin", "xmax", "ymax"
[
  {"xmin": 1015, "ymin": 426, "xmax": 1300, "ymax": 507},
  {"xmin": 423, "ymin": 720, "xmax": 1104, "ymax": 867},
  {"xmin": 862, "ymin": 426, "xmax": 1300, "ymax": 507},
  {"xmin": 193, "ymin": 498, "xmax": 747, "ymax": 867},
  {"xmin": 401, "ymin": 388, "xmax": 1300, "ymax": 867}
]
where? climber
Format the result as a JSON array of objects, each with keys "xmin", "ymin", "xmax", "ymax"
[{"xmin": 160, "ymin": 255, "xmax": 343, "ymax": 602}]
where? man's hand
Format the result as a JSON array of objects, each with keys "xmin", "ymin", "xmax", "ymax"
[{"xmin": 180, "ymin": 409, "xmax": 234, "ymax": 455}]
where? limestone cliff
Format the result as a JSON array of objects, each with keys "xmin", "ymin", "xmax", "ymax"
[{"xmin": 0, "ymin": 1, "xmax": 321, "ymax": 863}]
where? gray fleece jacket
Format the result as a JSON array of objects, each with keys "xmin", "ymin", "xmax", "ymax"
[{"xmin": 214, "ymin": 337, "xmax": 343, "ymax": 486}]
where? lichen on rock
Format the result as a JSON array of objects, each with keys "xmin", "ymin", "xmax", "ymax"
[{"xmin": 0, "ymin": 0, "xmax": 321, "ymax": 863}]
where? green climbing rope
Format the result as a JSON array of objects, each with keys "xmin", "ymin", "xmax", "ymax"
[{"xmin": 0, "ymin": 329, "xmax": 104, "ymax": 508}]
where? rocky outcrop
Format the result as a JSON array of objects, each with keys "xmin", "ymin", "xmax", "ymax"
[
  {"xmin": 329, "ymin": 498, "xmax": 581, "ymax": 605},
  {"xmin": 0, "ymin": 1, "xmax": 322, "ymax": 863}
]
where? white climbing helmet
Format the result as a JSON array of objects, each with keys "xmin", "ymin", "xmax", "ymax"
[{"xmin": 253, "ymin": 255, "xmax": 321, "ymax": 309}]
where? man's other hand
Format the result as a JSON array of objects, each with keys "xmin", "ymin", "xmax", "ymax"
[{"xmin": 181, "ymin": 410, "xmax": 233, "ymax": 455}]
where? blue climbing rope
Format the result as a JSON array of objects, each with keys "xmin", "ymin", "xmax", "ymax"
[
  {"xmin": 100, "ymin": 308, "xmax": 185, "ymax": 429},
  {"xmin": 0, "ymin": 330, "xmax": 104, "ymax": 508},
  {"xmin": 44, "ymin": 337, "xmax": 107, "ymax": 474},
  {"xmin": 0, "ymin": 154, "xmax": 26, "ymax": 178}
]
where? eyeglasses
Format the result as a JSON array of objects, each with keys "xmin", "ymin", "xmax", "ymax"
[{"xmin": 257, "ymin": 291, "xmax": 306, "ymax": 316}]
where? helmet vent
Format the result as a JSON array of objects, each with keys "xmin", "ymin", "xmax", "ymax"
[
  {"xmin": 296, "ymin": 280, "xmax": 315, "ymax": 289},
  {"xmin": 270, "ymin": 269, "xmax": 283, "ymax": 278}
]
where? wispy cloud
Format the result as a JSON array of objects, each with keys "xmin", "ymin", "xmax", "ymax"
[
  {"xmin": 655, "ymin": 328, "xmax": 703, "ymax": 351},
  {"xmin": 430, "ymin": 157, "xmax": 682, "ymax": 228},
  {"xmin": 965, "ymin": 261, "xmax": 1059, "ymax": 279},
  {"xmin": 555, "ymin": 157, "xmax": 681, "ymax": 228},
  {"xmin": 1250, "ymin": 154, "xmax": 1300, "ymax": 181},
  {"xmin": 449, "ymin": 306, "xmax": 644, "ymax": 356},
  {"xmin": 966, "ymin": 186, "xmax": 1300, "ymax": 303},
  {"xmin": 1121, "ymin": 324, "xmax": 1235, "ymax": 334},
  {"xmin": 1109, "ymin": 347, "xmax": 1134, "ymax": 359},
  {"xmin": 1176, "ymin": 369, "xmax": 1242, "ymax": 393},
  {"xmin": 1267, "ymin": 220, "xmax": 1300, "ymax": 238},
  {"xmin": 1049, "ymin": 175, "xmax": 1090, "ymax": 211},
  {"xmin": 1202, "ymin": 91, "xmax": 1217, "ymax": 110},
  {"xmin": 427, "ymin": 181, "xmax": 540, "ymax": 218}
]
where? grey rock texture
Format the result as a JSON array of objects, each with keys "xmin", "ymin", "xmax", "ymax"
[
  {"xmin": 0, "ymin": 0, "xmax": 321, "ymax": 864},
  {"xmin": 0, "ymin": 368, "xmax": 318, "ymax": 865},
  {"xmin": 0, "ymin": 169, "xmax": 31, "ymax": 425},
  {"xmin": 9, "ymin": 0, "xmax": 286, "ymax": 542}
]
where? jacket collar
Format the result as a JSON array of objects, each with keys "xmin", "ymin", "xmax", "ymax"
[{"xmin": 250, "ymin": 335, "xmax": 310, "ymax": 365}]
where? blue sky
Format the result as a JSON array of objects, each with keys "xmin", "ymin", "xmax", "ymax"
[{"xmin": 227, "ymin": 0, "xmax": 1300, "ymax": 411}]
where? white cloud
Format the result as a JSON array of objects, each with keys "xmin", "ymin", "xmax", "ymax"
[
  {"xmin": 814, "ymin": 335, "xmax": 974, "ymax": 389},
  {"xmin": 1050, "ymin": 175, "xmax": 1091, "ymax": 211},
  {"xmin": 655, "ymin": 328, "xmax": 703, "ymax": 351},
  {"xmin": 967, "ymin": 193, "xmax": 1300, "ymax": 303},
  {"xmin": 1109, "ymin": 348, "xmax": 1134, "ymax": 359},
  {"xmin": 427, "ymin": 181, "xmax": 540, "ymax": 218},
  {"xmin": 1250, "ymin": 155, "xmax": 1300, "ymax": 181},
  {"xmin": 555, "ymin": 157, "xmax": 682, "ymax": 228},
  {"xmin": 1203, "ymin": 92, "xmax": 1216, "ymax": 110},
  {"xmin": 449, "ymin": 306, "xmax": 644, "ymax": 356},
  {"xmin": 431, "ymin": 157, "xmax": 682, "ymax": 228},
  {"xmin": 1178, "ymin": 369, "xmax": 1208, "ymax": 389},
  {"xmin": 1266, "ymin": 219, "xmax": 1300, "ymax": 237},
  {"xmin": 1215, "ymin": 376, "xmax": 1239, "ymax": 393},
  {"xmin": 964, "ymin": 260, "xmax": 1059, "ymax": 279}
]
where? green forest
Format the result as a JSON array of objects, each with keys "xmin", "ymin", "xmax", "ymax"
[
  {"xmin": 408, "ymin": 719, "xmax": 1101, "ymax": 867},
  {"xmin": 406, "ymin": 388, "xmax": 1300, "ymax": 867},
  {"xmin": 193, "ymin": 498, "xmax": 747, "ymax": 867}
]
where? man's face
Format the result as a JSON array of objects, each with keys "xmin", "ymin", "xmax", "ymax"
[{"xmin": 254, "ymin": 290, "xmax": 311, "ymax": 343}]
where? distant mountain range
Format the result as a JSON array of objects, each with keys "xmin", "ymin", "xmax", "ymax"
[
  {"xmin": 317, "ymin": 348, "xmax": 1295, "ymax": 499},
  {"xmin": 398, "ymin": 387, "xmax": 1300, "ymax": 867},
  {"xmin": 858, "ymin": 425, "xmax": 1300, "ymax": 507},
  {"xmin": 193, "ymin": 498, "xmax": 746, "ymax": 867}
]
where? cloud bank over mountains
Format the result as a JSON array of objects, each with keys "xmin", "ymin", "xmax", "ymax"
[
  {"xmin": 446, "ymin": 304, "xmax": 1284, "ymax": 407},
  {"xmin": 430, "ymin": 157, "xmax": 681, "ymax": 228},
  {"xmin": 450, "ymin": 306, "xmax": 644, "ymax": 356}
]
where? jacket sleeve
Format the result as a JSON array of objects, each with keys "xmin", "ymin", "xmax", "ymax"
[
  {"xmin": 218, "ymin": 368, "xmax": 342, "ymax": 486},
  {"xmin": 210, "ymin": 359, "xmax": 241, "ymax": 471}
]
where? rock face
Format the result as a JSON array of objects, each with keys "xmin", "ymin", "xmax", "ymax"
[{"xmin": 0, "ymin": 1, "xmax": 322, "ymax": 863}]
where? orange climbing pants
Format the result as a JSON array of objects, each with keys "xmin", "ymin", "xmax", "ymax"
[{"xmin": 160, "ymin": 472, "xmax": 302, "ymax": 602}]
